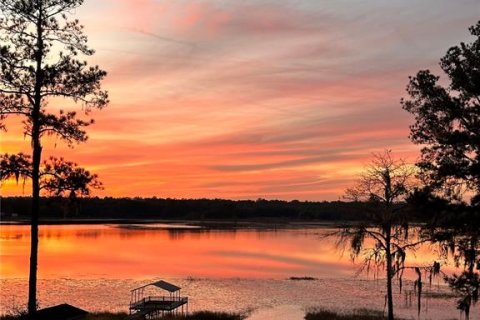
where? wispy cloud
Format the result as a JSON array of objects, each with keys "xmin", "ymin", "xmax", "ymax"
[{"xmin": 2, "ymin": 0, "xmax": 478, "ymax": 200}]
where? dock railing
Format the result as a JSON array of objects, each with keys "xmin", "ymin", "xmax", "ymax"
[{"xmin": 130, "ymin": 296, "xmax": 188, "ymax": 309}]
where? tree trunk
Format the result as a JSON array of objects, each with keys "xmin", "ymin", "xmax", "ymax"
[
  {"xmin": 28, "ymin": 8, "xmax": 44, "ymax": 315},
  {"xmin": 28, "ymin": 84, "xmax": 42, "ymax": 313},
  {"xmin": 385, "ymin": 229, "xmax": 394, "ymax": 320},
  {"xmin": 464, "ymin": 236, "xmax": 477, "ymax": 320},
  {"xmin": 28, "ymin": 133, "xmax": 41, "ymax": 314}
]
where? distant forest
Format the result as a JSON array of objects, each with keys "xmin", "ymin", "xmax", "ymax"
[{"xmin": 0, "ymin": 197, "xmax": 404, "ymax": 221}]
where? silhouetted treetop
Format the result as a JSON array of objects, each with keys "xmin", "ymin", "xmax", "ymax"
[
  {"xmin": 0, "ymin": 0, "xmax": 108, "ymax": 140},
  {"xmin": 0, "ymin": 153, "xmax": 102, "ymax": 198},
  {"xmin": 403, "ymin": 20, "xmax": 480, "ymax": 319},
  {"xmin": 402, "ymin": 20, "xmax": 480, "ymax": 202}
]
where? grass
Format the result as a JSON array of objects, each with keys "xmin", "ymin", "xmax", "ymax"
[
  {"xmin": 0, "ymin": 316, "xmax": 19, "ymax": 320},
  {"xmin": 0, "ymin": 311, "xmax": 247, "ymax": 320},
  {"xmin": 305, "ymin": 309, "xmax": 406, "ymax": 320},
  {"xmin": 163, "ymin": 311, "xmax": 247, "ymax": 320},
  {"xmin": 423, "ymin": 291, "xmax": 459, "ymax": 299},
  {"xmin": 2, "ymin": 309, "xmax": 421, "ymax": 320},
  {"xmin": 85, "ymin": 312, "xmax": 129, "ymax": 320},
  {"xmin": 0, "ymin": 313, "xmax": 128, "ymax": 320}
]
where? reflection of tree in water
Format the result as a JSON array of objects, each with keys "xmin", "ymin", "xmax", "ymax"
[{"xmin": 74, "ymin": 230, "xmax": 101, "ymax": 239}]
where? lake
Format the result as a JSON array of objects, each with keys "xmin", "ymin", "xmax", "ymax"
[{"xmin": 0, "ymin": 223, "xmax": 476, "ymax": 319}]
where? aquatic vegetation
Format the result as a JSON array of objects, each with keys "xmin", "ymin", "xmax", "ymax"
[
  {"xmin": 288, "ymin": 276, "xmax": 318, "ymax": 281},
  {"xmin": 305, "ymin": 309, "xmax": 402, "ymax": 320},
  {"xmin": 161, "ymin": 311, "xmax": 247, "ymax": 320}
]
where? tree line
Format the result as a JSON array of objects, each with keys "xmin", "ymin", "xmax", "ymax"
[{"xmin": 0, "ymin": 196, "xmax": 389, "ymax": 221}]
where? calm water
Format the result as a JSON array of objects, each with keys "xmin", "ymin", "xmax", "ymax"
[{"xmin": 0, "ymin": 224, "xmax": 476, "ymax": 319}]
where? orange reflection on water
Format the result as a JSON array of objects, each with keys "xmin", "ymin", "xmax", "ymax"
[
  {"xmin": 0, "ymin": 224, "xmax": 460, "ymax": 281},
  {"xmin": 0, "ymin": 224, "xmax": 356, "ymax": 280}
]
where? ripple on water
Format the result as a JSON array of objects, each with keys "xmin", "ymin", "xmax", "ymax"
[{"xmin": 0, "ymin": 277, "xmax": 471, "ymax": 320}]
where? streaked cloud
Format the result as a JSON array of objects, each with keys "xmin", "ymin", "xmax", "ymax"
[{"xmin": 2, "ymin": 0, "xmax": 478, "ymax": 200}]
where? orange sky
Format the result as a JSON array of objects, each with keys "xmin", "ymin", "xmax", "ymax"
[{"xmin": 1, "ymin": 0, "xmax": 479, "ymax": 200}]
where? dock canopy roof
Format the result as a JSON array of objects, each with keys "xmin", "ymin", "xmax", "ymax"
[
  {"xmin": 151, "ymin": 280, "xmax": 181, "ymax": 292},
  {"xmin": 132, "ymin": 280, "xmax": 181, "ymax": 293}
]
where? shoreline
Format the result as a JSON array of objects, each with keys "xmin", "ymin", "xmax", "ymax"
[
  {"xmin": 0, "ymin": 218, "xmax": 350, "ymax": 228},
  {"xmin": 0, "ymin": 309, "xmax": 411, "ymax": 320}
]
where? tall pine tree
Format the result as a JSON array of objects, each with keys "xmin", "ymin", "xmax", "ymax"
[{"xmin": 0, "ymin": 0, "xmax": 108, "ymax": 314}]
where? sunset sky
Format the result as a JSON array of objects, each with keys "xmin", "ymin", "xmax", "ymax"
[{"xmin": 1, "ymin": 0, "xmax": 479, "ymax": 200}]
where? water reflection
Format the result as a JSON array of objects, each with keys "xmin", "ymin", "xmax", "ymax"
[
  {"xmin": 0, "ymin": 224, "xmax": 476, "ymax": 319},
  {"xmin": 0, "ymin": 224, "xmax": 355, "ymax": 280}
]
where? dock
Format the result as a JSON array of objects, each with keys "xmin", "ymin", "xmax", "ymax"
[{"xmin": 129, "ymin": 280, "xmax": 188, "ymax": 319}]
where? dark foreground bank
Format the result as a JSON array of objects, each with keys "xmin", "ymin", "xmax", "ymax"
[
  {"xmin": 305, "ymin": 309, "xmax": 408, "ymax": 320},
  {"xmin": 0, "ymin": 311, "xmax": 246, "ymax": 320},
  {"xmin": 0, "ymin": 309, "xmax": 408, "ymax": 320}
]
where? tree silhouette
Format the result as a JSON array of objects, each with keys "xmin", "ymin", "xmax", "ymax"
[
  {"xmin": 402, "ymin": 21, "xmax": 480, "ymax": 203},
  {"xmin": 0, "ymin": 153, "xmax": 102, "ymax": 197},
  {"xmin": 0, "ymin": 0, "xmax": 107, "ymax": 314},
  {"xmin": 341, "ymin": 150, "xmax": 429, "ymax": 320},
  {"xmin": 402, "ymin": 20, "xmax": 480, "ymax": 319}
]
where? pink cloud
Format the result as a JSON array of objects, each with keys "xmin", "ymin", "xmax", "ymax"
[{"xmin": 2, "ymin": 0, "xmax": 477, "ymax": 200}]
